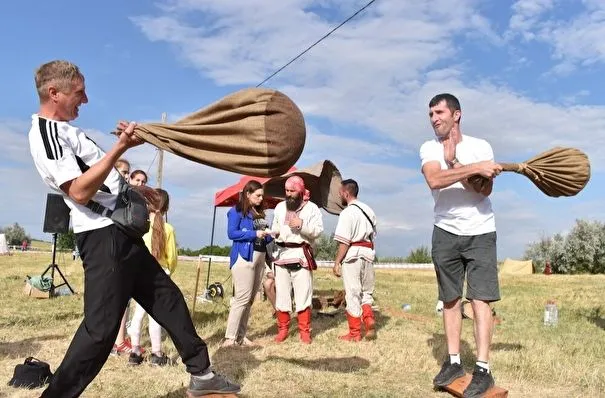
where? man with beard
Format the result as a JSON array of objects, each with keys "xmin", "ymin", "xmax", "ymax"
[
  {"xmin": 332, "ymin": 179, "xmax": 377, "ymax": 342},
  {"xmin": 271, "ymin": 176, "xmax": 323, "ymax": 344}
]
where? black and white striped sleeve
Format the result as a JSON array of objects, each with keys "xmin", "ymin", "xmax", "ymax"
[{"xmin": 35, "ymin": 119, "xmax": 82, "ymax": 188}]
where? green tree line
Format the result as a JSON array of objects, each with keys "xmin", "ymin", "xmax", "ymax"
[{"xmin": 2, "ymin": 223, "xmax": 434, "ymax": 264}]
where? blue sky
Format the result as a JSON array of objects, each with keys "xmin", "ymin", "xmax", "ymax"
[{"xmin": 1, "ymin": 0, "xmax": 605, "ymax": 260}]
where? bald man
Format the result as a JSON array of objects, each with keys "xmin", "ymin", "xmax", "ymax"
[{"xmin": 271, "ymin": 176, "xmax": 324, "ymax": 344}]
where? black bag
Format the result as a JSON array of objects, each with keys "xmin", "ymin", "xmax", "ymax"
[
  {"xmin": 86, "ymin": 178, "xmax": 150, "ymax": 239},
  {"xmin": 110, "ymin": 179, "xmax": 150, "ymax": 238},
  {"xmin": 8, "ymin": 357, "xmax": 53, "ymax": 389}
]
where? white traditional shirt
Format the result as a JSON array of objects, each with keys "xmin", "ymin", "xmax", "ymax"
[
  {"xmin": 271, "ymin": 200, "xmax": 323, "ymax": 267},
  {"xmin": 334, "ymin": 199, "xmax": 377, "ymax": 263}
]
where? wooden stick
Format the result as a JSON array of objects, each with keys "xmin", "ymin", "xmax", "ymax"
[{"xmin": 191, "ymin": 257, "xmax": 202, "ymax": 316}]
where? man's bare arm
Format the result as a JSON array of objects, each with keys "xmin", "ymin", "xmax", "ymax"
[
  {"xmin": 333, "ymin": 242, "xmax": 349, "ymax": 277},
  {"xmin": 334, "ymin": 242, "xmax": 349, "ymax": 265},
  {"xmin": 422, "ymin": 160, "xmax": 501, "ymax": 191},
  {"xmin": 60, "ymin": 122, "xmax": 142, "ymax": 204},
  {"xmin": 452, "ymin": 163, "xmax": 494, "ymax": 196},
  {"xmin": 471, "ymin": 175, "xmax": 494, "ymax": 196}
]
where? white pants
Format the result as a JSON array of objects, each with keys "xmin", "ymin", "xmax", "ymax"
[
  {"xmin": 275, "ymin": 264, "xmax": 313, "ymax": 313},
  {"xmin": 128, "ymin": 301, "xmax": 163, "ymax": 353},
  {"xmin": 224, "ymin": 252, "xmax": 265, "ymax": 340},
  {"xmin": 342, "ymin": 258, "xmax": 375, "ymax": 317}
]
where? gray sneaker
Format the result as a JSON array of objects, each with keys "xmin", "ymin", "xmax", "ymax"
[
  {"xmin": 128, "ymin": 352, "xmax": 144, "ymax": 366},
  {"xmin": 433, "ymin": 360, "xmax": 465, "ymax": 387},
  {"xmin": 150, "ymin": 352, "xmax": 171, "ymax": 367},
  {"xmin": 188, "ymin": 372, "xmax": 241, "ymax": 396}
]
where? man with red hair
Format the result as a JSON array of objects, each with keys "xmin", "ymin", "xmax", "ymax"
[{"xmin": 271, "ymin": 176, "xmax": 323, "ymax": 344}]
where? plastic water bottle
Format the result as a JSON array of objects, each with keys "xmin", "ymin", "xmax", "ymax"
[{"xmin": 543, "ymin": 300, "xmax": 558, "ymax": 326}]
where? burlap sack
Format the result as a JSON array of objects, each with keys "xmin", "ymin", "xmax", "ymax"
[{"xmin": 133, "ymin": 88, "xmax": 306, "ymax": 177}]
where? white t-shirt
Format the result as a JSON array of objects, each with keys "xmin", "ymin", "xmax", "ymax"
[
  {"xmin": 419, "ymin": 134, "xmax": 496, "ymax": 236},
  {"xmin": 334, "ymin": 199, "xmax": 377, "ymax": 263},
  {"xmin": 28, "ymin": 114, "xmax": 121, "ymax": 233}
]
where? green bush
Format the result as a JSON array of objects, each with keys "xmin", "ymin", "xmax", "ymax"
[
  {"xmin": 524, "ymin": 219, "xmax": 605, "ymax": 274},
  {"xmin": 405, "ymin": 245, "xmax": 432, "ymax": 263},
  {"xmin": 314, "ymin": 234, "xmax": 338, "ymax": 260},
  {"xmin": 2, "ymin": 223, "xmax": 31, "ymax": 246},
  {"xmin": 178, "ymin": 245, "xmax": 231, "ymax": 257},
  {"xmin": 57, "ymin": 229, "xmax": 76, "ymax": 250},
  {"xmin": 375, "ymin": 256, "xmax": 407, "ymax": 263},
  {"xmin": 375, "ymin": 246, "xmax": 432, "ymax": 264}
]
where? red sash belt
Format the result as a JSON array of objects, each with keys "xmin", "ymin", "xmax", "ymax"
[
  {"xmin": 350, "ymin": 241, "xmax": 374, "ymax": 249},
  {"xmin": 276, "ymin": 241, "xmax": 317, "ymax": 270}
]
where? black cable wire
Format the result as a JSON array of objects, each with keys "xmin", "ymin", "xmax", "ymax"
[
  {"xmin": 256, "ymin": 0, "xmax": 377, "ymax": 87},
  {"xmin": 198, "ymin": 3, "xmax": 377, "ymax": 299}
]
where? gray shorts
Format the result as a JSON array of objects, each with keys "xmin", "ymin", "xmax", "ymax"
[{"xmin": 431, "ymin": 226, "xmax": 500, "ymax": 303}]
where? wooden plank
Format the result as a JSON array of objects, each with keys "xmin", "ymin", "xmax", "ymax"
[
  {"xmin": 442, "ymin": 374, "xmax": 508, "ymax": 398},
  {"xmin": 185, "ymin": 393, "xmax": 238, "ymax": 398},
  {"xmin": 382, "ymin": 306, "xmax": 434, "ymax": 324}
]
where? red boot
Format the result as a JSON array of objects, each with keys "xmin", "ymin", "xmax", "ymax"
[
  {"xmin": 362, "ymin": 304, "xmax": 376, "ymax": 340},
  {"xmin": 274, "ymin": 311, "xmax": 290, "ymax": 343},
  {"xmin": 297, "ymin": 307, "xmax": 312, "ymax": 344},
  {"xmin": 338, "ymin": 312, "xmax": 362, "ymax": 342}
]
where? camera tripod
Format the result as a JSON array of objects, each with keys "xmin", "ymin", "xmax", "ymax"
[{"xmin": 40, "ymin": 233, "xmax": 75, "ymax": 297}]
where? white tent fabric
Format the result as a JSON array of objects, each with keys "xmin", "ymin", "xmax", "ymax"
[
  {"xmin": 500, "ymin": 258, "xmax": 534, "ymax": 275},
  {"xmin": 0, "ymin": 234, "xmax": 9, "ymax": 255}
]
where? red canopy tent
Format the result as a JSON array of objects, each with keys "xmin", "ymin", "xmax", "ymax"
[
  {"xmin": 213, "ymin": 175, "xmax": 285, "ymax": 209},
  {"xmin": 192, "ymin": 160, "xmax": 342, "ymax": 312},
  {"xmin": 211, "ymin": 167, "xmax": 296, "ymax": 240},
  {"xmin": 199, "ymin": 168, "xmax": 296, "ymax": 299}
]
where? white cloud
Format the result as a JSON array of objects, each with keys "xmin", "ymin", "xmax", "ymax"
[
  {"xmin": 2, "ymin": 115, "xmax": 602, "ymax": 259},
  {"xmin": 546, "ymin": 11, "xmax": 605, "ymax": 67},
  {"xmin": 0, "ymin": 166, "xmax": 50, "ymax": 240},
  {"xmin": 508, "ymin": 0, "xmax": 605, "ymax": 74},
  {"xmin": 4, "ymin": 0, "xmax": 604, "ymax": 261},
  {"xmin": 0, "ymin": 119, "xmax": 33, "ymax": 164},
  {"xmin": 131, "ymin": 1, "xmax": 605, "ymax": 171},
  {"xmin": 126, "ymin": 0, "xmax": 605, "ymax": 258},
  {"xmin": 508, "ymin": 0, "xmax": 556, "ymax": 39},
  {"xmin": 560, "ymin": 89, "xmax": 590, "ymax": 106},
  {"xmin": 0, "ymin": 118, "xmax": 56, "ymax": 240}
]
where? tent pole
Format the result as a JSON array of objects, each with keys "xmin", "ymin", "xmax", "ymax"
[{"xmin": 205, "ymin": 205, "xmax": 217, "ymax": 289}]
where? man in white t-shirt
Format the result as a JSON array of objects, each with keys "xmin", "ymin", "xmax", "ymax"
[
  {"xmin": 420, "ymin": 93, "xmax": 502, "ymax": 397},
  {"xmin": 28, "ymin": 60, "xmax": 239, "ymax": 398},
  {"xmin": 333, "ymin": 179, "xmax": 377, "ymax": 342}
]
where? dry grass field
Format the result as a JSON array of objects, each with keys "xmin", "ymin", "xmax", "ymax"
[
  {"xmin": 0, "ymin": 252, "xmax": 603, "ymax": 397},
  {"xmin": 27, "ymin": 240, "xmax": 53, "ymax": 252}
]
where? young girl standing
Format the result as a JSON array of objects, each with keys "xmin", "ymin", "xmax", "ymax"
[{"xmin": 128, "ymin": 188, "xmax": 177, "ymax": 366}]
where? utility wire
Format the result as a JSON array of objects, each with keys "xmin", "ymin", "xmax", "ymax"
[
  {"xmin": 256, "ymin": 0, "xmax": 377, "ymax": 87},
  {"xmin": 146, "ymin": 149, "xmax": 159, "ymax": 175}
]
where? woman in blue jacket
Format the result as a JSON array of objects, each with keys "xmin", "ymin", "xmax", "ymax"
[{"xmin": 223, "ymin": 180, "xmax": 272, "ymax": 346}]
